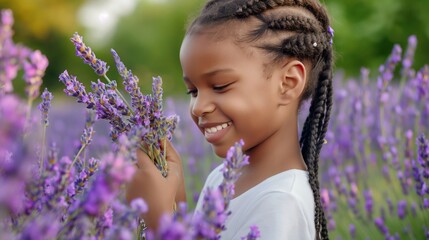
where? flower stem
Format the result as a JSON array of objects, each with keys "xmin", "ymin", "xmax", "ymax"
[
  {"xmin": 69, "ymin": 143, "xmax": 87, "ymax": 172},
  {"xmin": 40, "ymin": 123, "xmax": 47, "ymax": 176},
  {"xmin": 24, "ymin": 98, "xmax": 34, "ymax": 137},
  {"xmin": 103, "ymin": 75, "xmax": 134, "ymax": 114}
]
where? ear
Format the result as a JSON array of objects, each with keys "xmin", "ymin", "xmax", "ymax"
[{"xmin": 278, "ymin": 60, "xmax": 306, "ymax": 105}]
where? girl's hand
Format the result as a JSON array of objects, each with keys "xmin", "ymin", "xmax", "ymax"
[{"xmin": 125, "ymin": 140, "xmax": 186, "ymax": 230}]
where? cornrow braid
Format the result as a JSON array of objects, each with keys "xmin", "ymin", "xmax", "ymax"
[
  {"xmin": 235, "ymin": 0, "xmax": 329, "ymax": 27},
  {"xmin": 188, "ymin": 1, "xmax": 333, "ymax": 239},
  {"xmin": 248, "ymin": 14, "xmax": 321, "ymax": 41},
  {"xmin": 268, "ymin": 15, "xmax": 321, "ymax": 32}
]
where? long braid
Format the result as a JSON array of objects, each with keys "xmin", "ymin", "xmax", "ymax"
[{"xmin": 189, "ymin": 1, "xmax": 333, "ymax": 239}]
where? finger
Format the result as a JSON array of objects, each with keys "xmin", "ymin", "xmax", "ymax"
[
  {"xmin": 161, "ymin": 139, "xmax": 181, "ymax": 165},
  {"xmin": 136, "ymin": 147, "xmax": 158, "ymax": 171}
]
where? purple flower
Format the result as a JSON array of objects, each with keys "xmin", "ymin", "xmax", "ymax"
[
  {"xmin": 111, "ymin": 49, "xmax": 148, "ymax": 124},
  {"xmin": 417, "ymin": 134, "xmax": 429, "ymax": 170},
  {"xmin": 21, "ymin": 213, "xmax": 60, "ymax": 239},
  {"xmin": 327, "ymin": 26, "xmax": 334, "ymax": 45},
  {"xmin": 377, "ymin": 44, "xmax": 402, "ymax": 96},
  {"xmin": 59, "ymin": 70, "xmax": 96, "ymax": 109},
  {"xmin": 23, "ymin": 50, "xmax": 48, "ymax": 99},
  {"xmin": 349, "ymin": 224, "xmax": 356, "ymax": 239},
  {"xmin": 241, "ymin": 225, "xmax": 260, "ymax": 240},
  {"xmin": 80, "ymin": 126, "xmax": 95, "ymax": 146},
  {"xmin": 101, "ymin": 207, "xmax": 114, "ymax": 228},
  {"xmin": 397, "ymin": 200, "xmax": 407, "ymax": 219},
  {"xmin": 402, "ymin": 35, "xmax": 417, "ymax": 76},
  {"xmin": 152, "ymin": 76, "xmax": 163, "ymax": 120},
  {"xmin": 38, "ymin": 88, "xmax": 53, "ymax": 125},
  {"xmin": 374, "ymin": 217, "xmax": 389, "ymax": 236},
  {"xmin": 190, "ymin": 141, "xmax": 250, "ymax": 239},
  {"xmin": 70, "ymin": 32, "xmax": 109, "ymax": 76},
  {"xmin": 1, "ymin": 9, "xmax": 13, "ymax": 28},
  {"xmin": 80, "ymin": 153, "xmax": 135, "ymax": 216},
  {"xmin": 130, "ymin": 198, "xmax": 148, "ymax": 214},
  {"xmin": 158, "ymin": 213, "xmax": 193, "ymax": 240},
  {"xmin": 363, "ymin": 189, "xmax": 373, "ymax": 219}
]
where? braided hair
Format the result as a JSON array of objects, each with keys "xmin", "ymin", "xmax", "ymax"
[{"xmin": 187, "ymin": 1, "xmax": 334, "ymax": 239}]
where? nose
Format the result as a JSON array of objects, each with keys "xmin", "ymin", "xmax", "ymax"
[{"xmin": 190, "ymin": 92, "xmax": 215, "ymax": 117}]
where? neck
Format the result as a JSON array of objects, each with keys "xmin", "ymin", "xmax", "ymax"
[
  {"xmin": 232, "ymin": 116, "xmax": 306, "ymax": 198},
  {"xmin": 243, "ymin": 117, "xmax": 306, "ymax": 177}
]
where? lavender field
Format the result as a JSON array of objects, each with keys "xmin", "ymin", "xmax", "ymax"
[{"xmin": 1, "ymin": 9, "xmax": 428, "ymax": 240}]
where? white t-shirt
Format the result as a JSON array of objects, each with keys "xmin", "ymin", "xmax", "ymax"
[{"xmin": 194, "ymin": 165, "xmax": 315, "ymax": 240}]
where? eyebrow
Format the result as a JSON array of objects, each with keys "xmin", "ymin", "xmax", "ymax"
[{"xmin": 183, "ymin": 68, "xmax": 234, "ymax": 82}]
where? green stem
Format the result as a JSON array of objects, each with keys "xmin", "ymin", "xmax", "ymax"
[
  {"xmin": 40, "ymin": 123, "xmax": 47, "ymax": 176},
  {"xmin": 24, "ymin": 98, "xmax": 34, "ymax": 138},
  {"xmin": 68, "ymin": 143, "xmax": 87, "ymax": 172},
  {"xmin": 103, "ymin": 75, "xmax": 134, "ymax": 114}
]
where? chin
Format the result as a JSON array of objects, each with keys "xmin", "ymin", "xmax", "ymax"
[{"xmin": 212, "ymin": 145, "xmax": 228, "ymax": 159}]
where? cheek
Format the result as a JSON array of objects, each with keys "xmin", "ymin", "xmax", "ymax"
[{"xmin": 189, "ymin": 102, "xmax": 200, "ymax": 129}]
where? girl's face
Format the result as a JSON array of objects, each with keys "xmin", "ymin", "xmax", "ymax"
[{"xmin": 180, "ymin": 32, "xmax": 288, "ymax": 157}]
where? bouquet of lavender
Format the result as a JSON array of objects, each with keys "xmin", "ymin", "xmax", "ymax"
[
  {"xmin": 59, "ymin": 33, "xmax": 179, "ymax": 177},
  {"xmin": 0, "ymin": 9, "xmax": 146, "ymax": 239}
]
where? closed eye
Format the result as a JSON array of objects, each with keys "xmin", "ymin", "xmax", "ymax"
[
  {"xmin": 213, "ymin": 83, "xmax": 233, "ymax": 92},
  {"xmin": 186, "ymin": 89, "xmax": 197, "ymax": 97}
]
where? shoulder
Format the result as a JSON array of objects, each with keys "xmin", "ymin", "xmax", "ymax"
[
  {"xmin": 248, "ymin": 191, "xmax": 315, "ymax": 240},
  {"xmin": 226, "ymin": 170, "xmax": 316, "ymax": 239}
]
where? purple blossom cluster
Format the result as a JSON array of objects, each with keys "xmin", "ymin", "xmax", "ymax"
[
  {"xmin": 316, "ymin": 35, "xmax": 429, "ymax": 239},
  {"xmin": 0, "ymin": 9, "xmax": 48, "ymax": 126},
  {"xmin": 1, "ymin": 92, "xmax": 144, "ymax": 239},
  {"xmin": 59, "ymin": 33, "xmax": 179, "ymax": 177}
]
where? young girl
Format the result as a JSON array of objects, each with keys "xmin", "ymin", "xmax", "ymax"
[{"xmin": 126, "ymin": 0, "xmax": 334, "ymax": 239}]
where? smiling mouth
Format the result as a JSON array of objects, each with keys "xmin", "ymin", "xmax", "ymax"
[{"xmin": 204, "ymin": 121, "xmax": 232, "ymax": 134}]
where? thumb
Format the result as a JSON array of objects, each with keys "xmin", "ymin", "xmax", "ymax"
[{"xmin": 161, "ymin": 140, "xmax": 182, "ymax": 181}]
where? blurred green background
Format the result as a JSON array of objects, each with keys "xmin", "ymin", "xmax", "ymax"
[{"xmin": 1, "ymin": 0, "xmax": 428, "ymax": 97}]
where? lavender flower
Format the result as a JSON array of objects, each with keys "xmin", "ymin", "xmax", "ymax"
[
  {"xmin": 80, "ymin": 153, "xmax": 135, "ymax": 216},
  {"xmin": 378, "ymin": 44, "xmax": 402, "ymax": 89},
  {"xmin": 195, "ymin": 140, "xmax": 250, "ymax": 238},
  {"xmin": 111, "ymin": 49, "xmax": 148, "ymax": 125},
  {"xmin": 70, "ymin": 32, "xmax": 109, "ymax": 76},
  {"xmin": 363, "ymin": 189, "xmax": 373, "ymax": 219},
  {"xmin": 0, "ymin": 9, "xmax": 19, "ymax": 95},
  {"xmin": 374, "ymin": 217, "xmax": 389, "ymax": 237},
  {"xmin": 130, "ymin": 198, "xmax": 148, "ymax": 215},
  {"xmin": 327, "ymin": 26, "xmax": 334, "ymax": 45},
  {"xmin": 23, "ymin": 50, "xmax": 48, "ymax": 100},
  {"xmin": 241, "ymin": 225, "xmax": 261, "ymax": 240},
  {"xmin": 397, "ymin": 200, "xmax": 407, "ymax": 219},
  {"xmin": 220, "ymin": 140, "xmax": 249, "ymax": 205},
  {"xmin": 401, "ymin": 35, "xmax": 417, "ymax": 77},
  {"xmin": 417, "ymin": 134, "xmax": 429, "ymax": 171},
  {"xmin": 0, "ymin": 9, "xmax": 13, "ymax": 39},
  {"xmin": 38, "ymin": 88, "xmax": 53, "ymax": 126},
  {"xmin": 20, "ymin": 213, "xmax": 60, "ymax": 240},
  {"xmin": 59, "ymin": 70, "xmax": 96, "ymax": 108}
]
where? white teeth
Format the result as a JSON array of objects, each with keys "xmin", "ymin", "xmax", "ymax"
[{"xmin": 205, "ymin": 122, "xmax": 230, "ymax": 134}]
